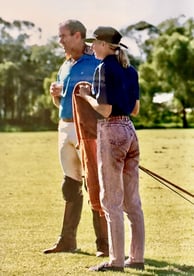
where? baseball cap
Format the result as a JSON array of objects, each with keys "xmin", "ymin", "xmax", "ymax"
[{"xmin": 86, "ymin": 26, "xmax": 128, "ymax": 48}]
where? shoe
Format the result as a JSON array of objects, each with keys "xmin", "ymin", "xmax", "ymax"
[
  {"xmin": 96, "ymin": 251, "xmax": 109, "ymax": 257},
  {"xmin": 89, "ymin": 262, "xmax": 124, "ymax": 272},
  {"xmin": 43, "ymin": 237, "xmax": 76, "ymax": 254},
  {"xmin": 124, "ymin": 260, "xmax": 144, "ymax": 270},
  {"xmin": 43, "ymin": 243, "xmax": 77, "ymax": 254}
]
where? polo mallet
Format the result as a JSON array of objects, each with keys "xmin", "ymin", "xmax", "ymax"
[{"xmin": 139, "ymin": 165, "xmax": 194, "ymax": 206}]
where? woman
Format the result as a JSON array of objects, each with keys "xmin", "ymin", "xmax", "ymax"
[{"xmin": 78, "ymin": 26, "xmax": 145, "ymax": 272}]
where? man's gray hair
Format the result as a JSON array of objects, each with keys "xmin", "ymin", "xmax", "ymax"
[{"xmin": 59, "ymin": 19, "xmax": 86, "ymax": 39}]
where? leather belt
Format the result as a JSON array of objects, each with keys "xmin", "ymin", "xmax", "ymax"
[
  {"xmin": 60, "ymin": 118, "xmax": 74, "ymax": 122},
  {"xmin": 98, "ymin": 116, "xmax": 130, "ymax": 122}
]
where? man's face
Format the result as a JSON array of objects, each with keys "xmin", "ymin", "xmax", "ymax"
[{"xmin": 58, "ymin": 26, "xmax": 77, "ymax": 54}]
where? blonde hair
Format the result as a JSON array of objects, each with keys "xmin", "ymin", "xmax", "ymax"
[{"xmin": 109, "ymin": 43, "xmax": 130, "ymax": 68}]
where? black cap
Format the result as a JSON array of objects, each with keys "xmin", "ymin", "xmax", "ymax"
[{"xmin": 86, "ymin": 26, "xmax": 128, "ymax": 48}]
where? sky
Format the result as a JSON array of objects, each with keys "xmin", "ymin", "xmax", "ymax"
[{"xmin": 1, "ymin": 0, "xmax": 194, "ymax": 54}]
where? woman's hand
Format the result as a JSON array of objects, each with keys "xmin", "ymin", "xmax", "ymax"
[{"xmin": 78, "ymin": 82, "xmax": 91, "ymax": 98}]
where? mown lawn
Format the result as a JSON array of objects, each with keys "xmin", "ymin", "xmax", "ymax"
[{"xmin": 0, "ymin": 129, "xmax": 194, "ymax": 275}]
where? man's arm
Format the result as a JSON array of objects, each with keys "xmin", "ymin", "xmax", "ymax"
[
  {"xmin": 50, "ymin": 82, "xmax": 62, "ymax": 108},
  {"xmin": 51, "ymin": 95, "xmax": 60, "ymax": 108}
]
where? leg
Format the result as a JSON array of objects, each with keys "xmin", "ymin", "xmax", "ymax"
[
  {"xmin": 58, "ymin": 121, "xmax": 82, "ymax": 181},
  {"xmin": 60, "ymin": 176, "xmax": 83, "ymax": 251},
  {"xmin": 123, "ymin": 127, "xmax": 145, "ymax": 268},
  {"xmin": 81, "ymin": 139, "xmax": 103, "ymax": 213},
  {"xmin": 44, "ymin": 176, "xmax": 83, "ymax": 253},
  {"xmin": 92, "ymin": 210, "xmax": 109, "ymax": 257},
  {"xmin": 97, "ymin": 121, "xmax": 126, "ymax": 267},
  {"xmin": 81, "ymin": 139, "xmax": 108, "ymax": 256},
  {"xmin": 43, "ymin": 121, "xmax": 83, "ymax": 254}
]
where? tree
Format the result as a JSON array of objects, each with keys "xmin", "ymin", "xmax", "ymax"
[
  {"xmin": 1, "ymin": 16, "xmax": 193, "ymax": 130},
  {"xmin": 0, "ymin": 61, "xmax": 18, "ymax": 120},
  {"xmin": 137, "ymin": 16, "xmax": 194, "ymax": 127},
  {"xmin": 0, "ymin": 18, "xmax": 42, "ymax": 122},
  {"xmin": 0, "ymin": 18, "xmax": 63, "ymax": 128}
]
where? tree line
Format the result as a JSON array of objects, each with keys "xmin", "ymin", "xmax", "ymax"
[{"xmin": 0, "ymin": 16, "xmax": 193, "ymax": 131}]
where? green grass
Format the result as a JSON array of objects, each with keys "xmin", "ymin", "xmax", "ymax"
[{"xmin": 0, "ymin": 130, "xmax": 194, "ymax": 275}]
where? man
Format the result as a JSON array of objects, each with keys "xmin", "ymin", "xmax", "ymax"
[{"xmin": 43, "ymin": 19, "xmax": 108, "ymax": 257}]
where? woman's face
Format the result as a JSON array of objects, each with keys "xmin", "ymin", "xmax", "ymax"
[{"xmin": 92, "ymin": 40, "xmax": 105, "ymax": 60}]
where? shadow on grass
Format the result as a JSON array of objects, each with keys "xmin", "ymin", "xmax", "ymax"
[
  {"xmin": 144, "ymin": 258, "xmax": 194, "ymax": 275},
  {"xmin": 75, "ymin": 249, "xmax": 95, "ymax": 256},
  {"xmin": 74, "ymin": 253, "xmax": 194, "ymax": 275}
]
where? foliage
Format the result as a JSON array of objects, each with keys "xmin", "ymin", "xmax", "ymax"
[
  {"xmin": 135, "ymin": 16, "xmax": 194, "ymax": 128},
  {"xmin": 0, "ymin": 16, "xmax": 194, "ymax": 130},
  {"xmin": 0, "ymin": 17, "xmax": 62, "ymax": 129}
]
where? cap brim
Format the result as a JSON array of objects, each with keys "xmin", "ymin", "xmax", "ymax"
[
  {"xmin": 119, "ymin": 42, "xmax": 128, "ymax": 49},
  {"xmin": 85, "ymin": 38, "xmax": 95, "ymax": 43}
]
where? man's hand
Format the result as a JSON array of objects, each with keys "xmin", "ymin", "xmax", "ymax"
[{"xmin": 50, "ymin": 82, "xmax": 63, "ymax": 97}]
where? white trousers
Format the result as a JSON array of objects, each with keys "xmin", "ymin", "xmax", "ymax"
[{"xmin": 58, "ymin": 120, "xmax": 82, "ymax": 181}]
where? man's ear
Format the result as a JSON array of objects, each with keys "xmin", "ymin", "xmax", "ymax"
[{"xmin": 74, "ymin": 31, "xmax": 81, "ymax": 39}]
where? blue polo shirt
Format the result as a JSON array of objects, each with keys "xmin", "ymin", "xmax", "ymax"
[
  {"xmin": 58, "ymin": 53, "xmax": 100, "ymax": 119},
  {"xmin": 92, "ymin": 55, "xmax": 139, "ymax": 116}
]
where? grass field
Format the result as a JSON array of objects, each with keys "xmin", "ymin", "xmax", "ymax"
[{"xmin": 0, "ymin": 129, "xmax": 194, "ymax": 275}]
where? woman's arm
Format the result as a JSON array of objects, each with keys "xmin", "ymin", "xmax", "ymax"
[
  {"xmin": 130, "ymin": 100, "xmax": 140, "ymax": 116},
  {"xmin": 83, "ymin": 94, "xmax": 112, "ymax": 118},
  {"xmin": 77, "ymin": 83, "xmax": 112, "ymax": 118}
]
